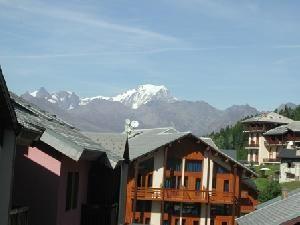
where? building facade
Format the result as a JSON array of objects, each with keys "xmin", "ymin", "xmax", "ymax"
[
  {"xmin": 242, "ymin": 112, "xmax": 293, "ymax": 165},
  {"xmin": 117, "ymin": 129, "xmax": 257, "ymax": 225},
  {"xmin": 10, "ymin": 94, "xmax": 121, "ymax": 225},
  {"xmin": 0, "ymin": 68, "xmax": 18, "ymax": 225}
]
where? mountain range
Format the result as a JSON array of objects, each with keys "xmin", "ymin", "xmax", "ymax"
[{"xmin": 21, "ymin": 84, "xmax": 260, "ymax": 135}]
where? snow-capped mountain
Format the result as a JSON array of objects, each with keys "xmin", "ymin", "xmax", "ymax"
[
  {"xmin": 25, "ymin": 84, "xmax": 177, "ymax": 110},
  {"xmin": 21, "ymin": 85, "xmax": 259, "ymax": 135},
  {"xmin": 22, "ymin": 87, "xmax": 80, "ymax": 110},
  {"xmin": 80, "ymin": 84, "xmax": 176, "ymax": 109}
]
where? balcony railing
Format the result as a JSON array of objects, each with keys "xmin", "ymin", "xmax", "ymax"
[
  {"xmin": 263, "ymin": 158, "xmax": 280, "ymax": 163},
  {"xmin": 132, "ymin": 187, "xmax": 235, "ymax": 204},
  {"xmin": 244, "ymin": 126, "xmax": 266, "ymax": 132},
  {"xmin": 264, "ymin": 139, "xmax": 285, "ymax": 146},
  {"xmin": 246, "ymin": 141, "xmax": 259, "ymax": 148},
  {"xmin": 10, "ymin": 207, "xmax": 29, "ymax": 225}
]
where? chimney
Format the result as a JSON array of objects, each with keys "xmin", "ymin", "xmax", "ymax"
[{"xmin": 281, "ymin": 187, "xmax": 288, "ymax": 199}]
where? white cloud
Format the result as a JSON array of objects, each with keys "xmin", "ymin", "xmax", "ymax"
[{"xmin": 0, "ymin": 0, "xmax": 177, "ymax": 42}]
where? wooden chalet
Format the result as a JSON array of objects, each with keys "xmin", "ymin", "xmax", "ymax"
[{"xmin": 86, "ymin": 128, "xmax": 258, "ymax": 225}]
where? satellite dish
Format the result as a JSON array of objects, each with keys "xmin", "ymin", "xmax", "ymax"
[
  {"xmin": 125, "ymin": 119, "xmax": 131, "ymax": 125},
  {"xmin": 131, "ymin": 120, "xmax": 139, "ymax": 128}
]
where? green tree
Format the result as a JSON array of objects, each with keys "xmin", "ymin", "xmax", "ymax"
[
  {"xmin": 209, "ymin": 121, "xmax": 248, "ymax": 160},
  {"xmin": 258, "ymin": 180, "xmax": 281, "ymax": 202}
]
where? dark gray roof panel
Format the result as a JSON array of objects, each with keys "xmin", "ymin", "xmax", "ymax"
[
  {"xmin": 236, "ymin": 189, "xmax": 300, "ymax": 225},
  {"xmin": 0, "ymin": 68, "xmax": 18, "ymax": 130},
  {"xmin": 279, "ymin": 149, "xmax": 300, "ymax": 159},
  {"xmin": 11, "ymin": 94, "xmax": 118, "ymax": 164}
]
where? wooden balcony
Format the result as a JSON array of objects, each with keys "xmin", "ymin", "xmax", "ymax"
[
  {"xmin": 264, "ymin": 139, "xmax": 285, "ymax": 146},
  {"xmin": 132, "ymin": 187, "xmax": 235, "ymax": 204},
  {"xmin": 263, "ymin": 158, "xmax": 280, "ymax": 163},
  {"xmin": 240, "ymin": 204, "xmax": 255, "ymax": 213},
  {"xmin": 213, "ymin": 215, "xmax": 233, "ymax": 225},
  {"xmin": 246, "ymin": 141, "xmax": 259, "ymax": 148},
  {"xmin": 244, "ymin": 126, "xmax": 266, "ymax": 133},
  {"xmin": 9, "ymin": 207, "xmax": 29, "ymax": 225}
]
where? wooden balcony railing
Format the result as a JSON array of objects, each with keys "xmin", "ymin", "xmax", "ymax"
[
  {"xmin": 240, "ymin": 204, "xmax": 255, "ymax": 213},
  {"xmin": 263, "ymin": 158, "xmax": 280, "ymax": 163},
  {"xmin": 132, "ymin": 187, "xmax": 235, "ymax": 204},
  {"xmin": 246, "ymin": 141, "xmax": 259, "ymax": 148},
  {"xmin": 244, "ymin": 126, "xmax": 266, "ymax": 132},
  {"xmin": 10, "ymin": 207, "xmax": 29, "ymax": 225},
  {"xmin": 264, "ymin": 139, "xmax": 285, "ymax": 146}
]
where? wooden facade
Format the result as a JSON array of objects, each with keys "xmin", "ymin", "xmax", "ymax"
[{"xmin": 124, "ymin": 136, "xmax": 257, "ymax": 225}]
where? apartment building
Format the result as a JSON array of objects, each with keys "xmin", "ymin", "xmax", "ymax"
[
  {"xmin": 88, "ymin": 128, "xmax": 258, "ymax": 225},
  {"xmin": 263, "ymin": 121, "xmax": 300, "ymax": 182},
  {"xmin": 242, "ymin": 112, "xmax": 293, "ymax": 165}
]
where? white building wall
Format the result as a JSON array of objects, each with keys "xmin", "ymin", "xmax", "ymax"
[
  {"xmin": 200, "ymin": 152, "xmax": 214, "ymax": 225},
  {"xmin": 150, "ymin": 148, "xmax": 164, "ymax": 225},
  {"xmin": 280, "ymin": 162, "xmax": 300, "ymax": 183},
  {"xmin": 258, "ymin": 135, "xmax": 269, "ymax": 164}
]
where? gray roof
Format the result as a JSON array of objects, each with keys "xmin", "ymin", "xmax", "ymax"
[
  {"xmin": 220, "ymin": 149, "xmax": 237, "ymax": 160},
  {"xmin": 82, "ymin": 132, "xmax": 125, "ymax": 164},
  {"xmin": 242, "ymin": 112, "xmax": 293, "ymax": 124},
  {"xmin": 279, "ymin": 149, "xmax": 300, "ymax": 159},
  {"xmin": 287, "ymin": 121, "xmax": 300, "ymax": 132},
  {"xmin": 85, "ymin": 128, "xmax": 257, "ymax": 177},
  {"xmin": 236, "ymin": 189, "xmax": 300, "ymax": 225},
  {"xmin": 11, "ymin": 94, "xmax": 118, "ymax": 165},
  {"xmin": 256, "ymin": 188, "xmax": 300, "ymax": 210},
  {"xmin": 0, "ymin": 67, "xmax": 18, "ymax": 131},
  {"xmin": 200, "ymin": 137, "xmax": 219, "ymax": 149},
  {"xmin": 85, "ymin": 128, "xmax": 189, "ymax": 161},
  {"xmin": 264, "ymin": 125, "xmax": 288, "ymax": 136},
  {"xmin": 264, "ymin": 121, "xmax": 300, "ymax": 136}
]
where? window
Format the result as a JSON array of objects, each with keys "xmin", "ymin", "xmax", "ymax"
[
  {"xmin": 222, "ymin": 222, "xmax": 228, "ymax": 225},
  {"xmin": 66, "ymin": 172, "xmax": 79, "ymax": 211},
  {"xmin": 185, "ymin": 160, "xmax": 202, "ymax": 172},
  {"xmin": 193, "ymin": 221, "xmax": 199, "ymax": 225},
  {"xmin": 165, "ymin": 176, "xmax": 176, "ymax": 188},
  {"xmin": 147, "ymin": 174, "xmax": 153, "ymax": 187},
  {"xmin": 176, "ymin": 176, "xmax": 181, "ymax": 189},
  {"xmin": 163, "ymin": 220, "xmax": 169, "ymax": 225},
  {"xmin": 223, "ymin": 180, "xmax": 229, "ymax": 192},
  {"xmin": 195, "ymin": 178, "xmax": 201, "ymax": 191},
  {"xmin": 167, "ymin": 159, "xmax": 182, "ymax": 171},
  {"xmin": 145, "ymin": 218, "xmax": 151, "ymax": 224},
  {"xmin": 184, "ymin": 176, "xmax": 188, "ymax": 188},
  {"xmin": 0, "ymin": 128, "xmax": 3, "ymax": 147}
]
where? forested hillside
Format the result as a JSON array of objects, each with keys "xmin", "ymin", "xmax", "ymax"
[
  {"xmin": 209, "ymin": 120, "xmax": 249, "ymax": 160},
  {"xmin": 275, "ymin": 105, "xmax": 300, "ymax": 120}
]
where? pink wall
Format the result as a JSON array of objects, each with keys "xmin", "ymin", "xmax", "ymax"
[
  {"xmin": 13, "ymin": 143, "xmax": 91, "ymax": 225},
  {"xmin": 26, "ymin": 147, "xmax": 61, "ymax": 176},
  {"xmin": 56, "ymin": 155, "xmax": 90, "ymax": 225},
  {"xmin": 13, "ymin": 145, "xmax": 60, "ymax": 225}
]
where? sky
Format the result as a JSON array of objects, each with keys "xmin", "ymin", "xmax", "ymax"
[{"xmin": 0, "ymin": 0, "xmax": 300, "ymax": 111}]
